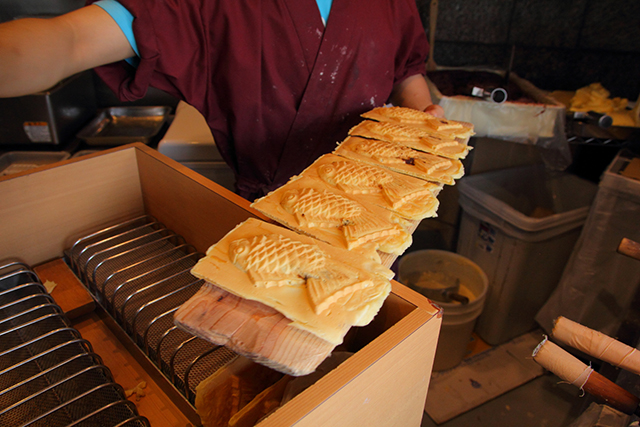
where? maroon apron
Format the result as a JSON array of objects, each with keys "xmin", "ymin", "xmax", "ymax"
[{"xmin": 92, "ymin": 0, "xmax": 428, "ymax": 199}]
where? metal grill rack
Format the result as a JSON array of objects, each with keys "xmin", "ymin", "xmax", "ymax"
[
  {"xmin": 566, "ymin": 117, "xmax": 640, "ymax": 147},
  {"xmin": 65, "ymin": 216, "xmax": 238, "ymax": 405},
  {"xmin": 567, "ymin": 134, "xmax": 632, "ymax": 147},
  {"xmin": 0, "ymin": 261, "xmax": 149, "ymax": 427}
]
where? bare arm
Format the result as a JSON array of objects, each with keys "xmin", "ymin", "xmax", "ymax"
[
  {"xmin": 0, "ymin": 5, "xmax": 134, "ymax": 97},
  {"xmin": 390, "ymin": 74, "xmax": 445, "ymax": 118}
]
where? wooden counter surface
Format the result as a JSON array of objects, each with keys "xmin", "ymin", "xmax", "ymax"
[{"xmin": 72, "ymin": 311, "xmax": 195, "ymax": 427}]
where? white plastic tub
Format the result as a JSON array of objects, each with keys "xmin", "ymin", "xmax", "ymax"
[
  {"xmin": 157, "ymin": 101, "xmax": 236, "ymax": 192},
  {"xmin": 456, "ymin": 165, "xmax": 597, "ymax": 345},
  {"xmin": 425, "ymin": 67, "xmax": 568, "ymax": 166}
]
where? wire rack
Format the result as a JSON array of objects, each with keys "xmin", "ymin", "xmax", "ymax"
[
  {"xmin": 566, "ymin": 119, "xmax": 640, "ymax": 147},
  {"xmin": 65, "ymin": 215, "xmax": 238, "ymax": 406},
  {"xmin": 0, "ymin": 261, "xmax": 149, "ymax": 427}
]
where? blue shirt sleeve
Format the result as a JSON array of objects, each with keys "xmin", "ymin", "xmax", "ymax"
[
  {"xmin": 93, "ymin": 0, "xmax": 332, "ymax": 59},
  {"xmin": 93, "ymin": 0, "xmax": 139, "ymax": 63},
  {"xmin": 316, "ymin": 0, "xmax": 333, "ymax": 24}
]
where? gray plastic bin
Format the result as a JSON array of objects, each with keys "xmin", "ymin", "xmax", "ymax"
[{"xmin": 456, "ymin": 165, "xmax": 597, "ymax": 345}]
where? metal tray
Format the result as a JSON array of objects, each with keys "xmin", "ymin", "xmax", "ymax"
[
  {"xmin": 0, "ymin": 151, "xmax": 70, "ymax": 176},
  {"xmin": 77, "ymin": 106, "xmax": 171, "ymax": 146}
]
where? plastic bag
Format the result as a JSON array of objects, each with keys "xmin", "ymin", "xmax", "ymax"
[{"xmin": 536, "ymin": 151, "xmax": 640, "ymax": 337}]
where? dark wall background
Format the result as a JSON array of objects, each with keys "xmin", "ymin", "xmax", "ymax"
[
  {"xmin": 0, "ymin": 0, "xmax": 84, "ymax": 22},
  {"xmin": 416, "ymin": 0, "xmax": 640, "ymax": 100}
]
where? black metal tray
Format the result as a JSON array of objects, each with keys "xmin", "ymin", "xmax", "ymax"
[
  {"xmin": 0, "ymin": 151, "xmax": 70, "ymax": 176},
  {"xmin": 77, "ymin": 106, "xmax": 171, "ymax": 146}
]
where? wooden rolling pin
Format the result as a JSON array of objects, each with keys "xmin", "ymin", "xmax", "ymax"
[
  {"xmin": 533, "ymin": 338, "xmax": 640, "ymax": 416},
  {"xmin": 618, "ymin": 238, "xmax": 640, "ymax": 261}
]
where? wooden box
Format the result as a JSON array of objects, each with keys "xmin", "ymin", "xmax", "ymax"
[{"xmin": 0, "ymin": 143, "xmax": 441, "ymax": 427}]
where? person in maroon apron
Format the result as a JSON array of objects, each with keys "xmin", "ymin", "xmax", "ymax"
[{"xmin": 0, "ymin": 0, "xmax": 442, "ymax": 200}]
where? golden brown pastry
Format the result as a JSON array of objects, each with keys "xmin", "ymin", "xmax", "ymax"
[
  {"xmin": 349, "ymin": 120, "xmax": 472, "ymax": 160},
  {"xmin": 300, "ymin": 153, "xmax": 441, "ymax": 220},
  {"xmin": 335, "ymin": 136, "xmax": 464, "ymax": 185}
]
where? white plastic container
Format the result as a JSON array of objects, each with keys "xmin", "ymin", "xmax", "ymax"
[
  {"xmin": 536, "ymin": 151, "xmax": 640, "ymax": 337},
  {"xmin": 456, "ymin": 165, "xmax": 597, "ymax": 346},
  {"xmin": 157, "ymin": 101, "xmax": 236, "ymax": 192},
  {"xmin": 426, "ymin": 67, "xmax": 567, "ymax": 158},
  {"xmin": 398, "ymin": 250, "xmax": 488, "ymax": 371}
]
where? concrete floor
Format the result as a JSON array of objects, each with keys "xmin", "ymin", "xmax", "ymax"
[{"xmin": 421, "ymin": 372, "xmax": 587, "ymax": 427}]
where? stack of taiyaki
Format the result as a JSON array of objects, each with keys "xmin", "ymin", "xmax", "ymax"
[
  {"xmin": 338, "ymin": 106, "xmax": 472, "ymax": 183},
  {"xmin": 252, "ymin": 106, "xmax": 473, "ymax": 259},
  {"xmin": 175, "ymin": 106, "xmax": 474, "ymax": 377},
  {"xmin": 174, "ymin": 218, "xmax": 394, "ymax": 375}
]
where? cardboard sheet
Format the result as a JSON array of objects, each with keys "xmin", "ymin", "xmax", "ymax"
[
  {"xmin": 621, "ymin": 158, "xmax": 640, "ymax": 181},
  {"xmin": 424, "ymin": 330, "xmax": 545, "ymax": 424}
]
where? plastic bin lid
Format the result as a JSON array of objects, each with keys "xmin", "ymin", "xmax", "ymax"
[{"xmin": 457, "ymin": 165, "xmax": 597, "ymax": 233}]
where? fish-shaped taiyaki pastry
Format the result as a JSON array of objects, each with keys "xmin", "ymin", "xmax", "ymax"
[
  {"xmin": 186, "ymin": 219, "xmax": 394, "ymax": 348},
  {"xmin": 361, "ymin": 106, "xmax": 474, "ymax": 139},
  {"xmin": 363, "ymin": 106, "xmax": 450, "ymax": 127},
  {"xmin": 229, "ymin": 233, "xmax": 326, "ymax": 288},
  {"xmin": 335, "ymin": 136, "xmax": 464, "ymax": 185},
  {"xmin": 317, "ymin": 159, "xmax": 435, "ymax": 210},
  {"xmin": 280, "ymin": 187, "xmax": 364, "ymax": 228},
  {"xmin": 354, "ymin": 119, "xmax": 455, "ymax": 141},
  {"xmin": 277, "ymin": 187, "xmax": 410, "ymax": 253},
  {"xmin": 317, "ymin": 160, "xmax": 394, "ymax": 194},
  {"xmin": 353, "ymin": 138, "xmax": 417, "ymax": 165},
  {"xmin": 349, "ymin": 120, "xmax": 472, "ymax": 160},
  {"xmin": 229, "ymin": 233, "xmax": 377, "ymax": 315},
  {"xmin": 354, "ymin": 139, "xmax": 458, "ymax": 181}
]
